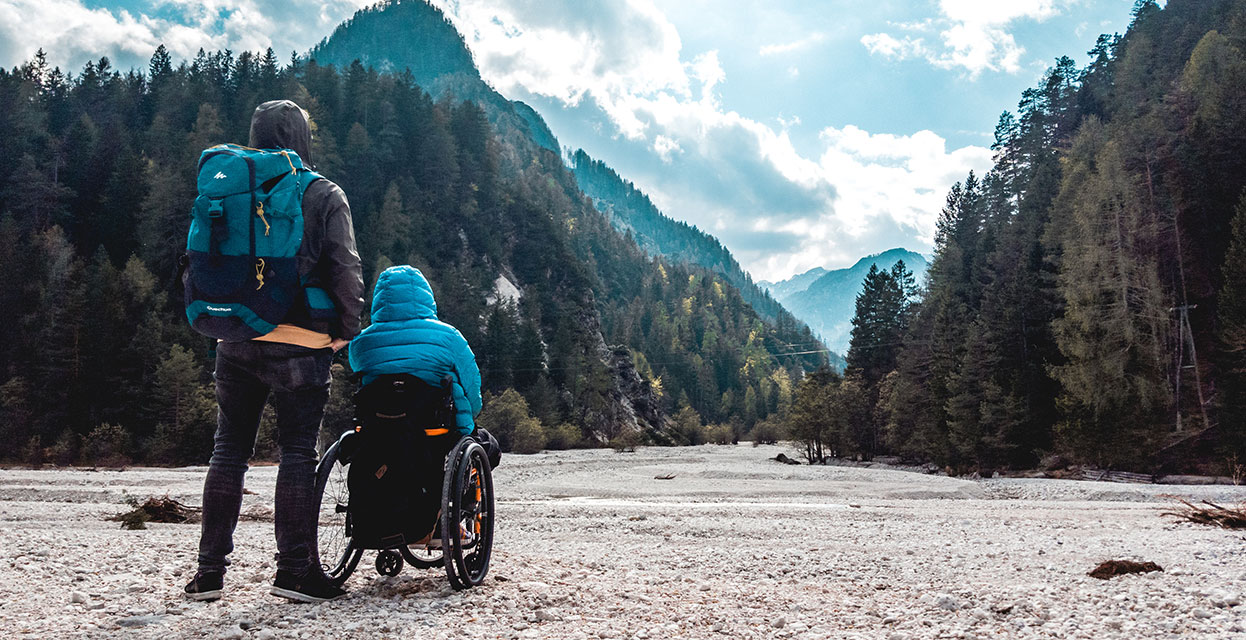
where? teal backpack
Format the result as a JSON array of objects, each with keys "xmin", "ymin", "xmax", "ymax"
[{"xmin": 183, "ymin": 144, "xmax": 329, "ymax": 340}]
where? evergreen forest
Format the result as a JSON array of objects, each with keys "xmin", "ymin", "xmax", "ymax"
[
  {"xmin": 791, "ymin": 0, "xmax": 1246, "ymax": 475},
  {"xmin": 0, "ymin": 36, "xmax": 825, "ymax": 465}
]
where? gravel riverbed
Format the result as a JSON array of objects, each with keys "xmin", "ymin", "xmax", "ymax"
[{"xmin": 1, "ymin": 444, "xmax": 1244, "ymax": 639}]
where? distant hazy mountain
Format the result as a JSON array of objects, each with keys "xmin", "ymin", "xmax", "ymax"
[
  {"xmin": 764, "ymin": 249, "xmax": 929, "ymax": 354},
  {"xmin": 757, "ymin": 267, "xmax": 826, "ymax": 305}
]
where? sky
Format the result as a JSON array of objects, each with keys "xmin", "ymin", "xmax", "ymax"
[{"xmin": 0, "ymin": 0, "xmax": 1140, "ymax": 282}]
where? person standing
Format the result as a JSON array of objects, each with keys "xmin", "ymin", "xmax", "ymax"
[{"xmin": 183, "ymin": 100, "xmax": 364, "ymax": 603}]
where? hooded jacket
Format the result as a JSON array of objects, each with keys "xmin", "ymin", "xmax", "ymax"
[
  {"xmin": 248, "ymin": 100, "xmax": 364, "ymax": 341},
  {"xmin": 348, "ymin": 266, "xmax": 483, "ymax": 434}
]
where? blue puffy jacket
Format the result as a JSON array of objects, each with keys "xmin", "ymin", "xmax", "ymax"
[{"xmin": 348, "ymin": 266, "xmax": 482, "ymax": 434}]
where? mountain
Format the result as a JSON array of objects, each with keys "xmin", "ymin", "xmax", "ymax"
[
  {"xmin": 764, "ymin": 249, "xmax": 929, "ymax": 354},
  {"xmin": 758, "ymin": 267, "xmax": 826, "ymax": 305},
  {"xmin": 566, "ymin": 150, "xmax": 823, "ymax": 331},
  {"xmin": 311, "ymin": 0, "xmax": 559, "ymax": 154},
  {"xmin": 313, "ymin": 3, "xmax": 831, "ymax": 358},
  {"xmin": 308, "ymin": 1, "xmax": 827, "ymax": 434}
]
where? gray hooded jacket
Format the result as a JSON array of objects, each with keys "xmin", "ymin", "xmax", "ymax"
[{"xmin": 249, "ymin": 100, "xmax": 364, "ymax": 340}]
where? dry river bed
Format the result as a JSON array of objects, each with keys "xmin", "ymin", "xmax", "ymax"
[{"xmin": 1, "ymin": 444, "xmax": 1245, "ymax": 639}]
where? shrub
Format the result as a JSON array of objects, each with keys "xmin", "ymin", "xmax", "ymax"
[
  {"xmin": 477, "ymin": 388, "xmax": 542, "ymax": 452},
  {"xmin": 673, "ymin": 405, "xmax": 703, "ymax": 445},
  {"xmin": 512, "ymin": 418, "xmax": 547, "ymax": 454},
  {"xmin": 703, "ymin": 423, "xmax": 733, "ymax": 445},
  {"xmin": 47, "ymin": 429, "xmax": 80, "ymax": 466},
  {"xmin": 748, "ymin": 420, "xmax": 781, "ymax": 446},
  {"xmin": 82, "ymin": 423, "xmax": 130, "ymax": 467},
  {"xmin": 21, "ymin": 435, "xmax": 42, "ymax": 466},
  {"xmin": 611, "ymin": 427, "xmax": 642, "ymax": 453},
  {"xmin": 545, "ymin": 423, "xmax": 581, "ymax": 450}
]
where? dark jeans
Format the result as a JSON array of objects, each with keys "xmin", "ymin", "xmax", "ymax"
[{"xmin": 197, "ymin": 340, "xmax": 333, "ymax": 575}]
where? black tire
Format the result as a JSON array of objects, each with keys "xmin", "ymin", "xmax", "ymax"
[
  {"xmin": 375, "ymin": 550, "xmax": 403, "ymax": 576},
  {"xmin": 314, "ymin": 438, "xmax": 362, "ymax": 585},
  {"xmin": 441, "ymin": 438, "xmax": 494, "ymax": 590},
  {"xmin": 399, "ymin": 544, "xmax": 443, "ymax": 569}
]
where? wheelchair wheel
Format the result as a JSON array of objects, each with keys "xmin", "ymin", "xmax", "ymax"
[
  {"xmin": 441, "ymin": 438, "xmax": 494, "ymax": 590},
  {"xmin": 314, "ymin": 437, "xmax": 362, "ymax": 585},
  {"xmin": 399, "ymin": 544, "xmax": 443, "ymax": 569}
]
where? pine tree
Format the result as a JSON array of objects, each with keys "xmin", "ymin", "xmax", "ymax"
[
  {"xmin": 786, "ymin": 368, "xmax": 837, "ymax": 463},
  {"xmin": 149, "ymin": 345, "xmax": 215, "ymax": 464},
  {"xmin": 1217, "ymin": 191, "xmax": 1246, "ymax": 455},
  {"xmin": 27, "ymin": 226, "xmax": 86, "ymax": 440},
  {"xmin": 1047, "ymin": 120, "xmax": 1170, "ymax": 468},
  {"xmin": 363, "ymin": 181, "xmax": 410, "ymax": 265}
]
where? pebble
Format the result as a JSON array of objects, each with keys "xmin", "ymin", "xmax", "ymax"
[
  {"xmin": 6, "ymin": 449, "xmax": 1246, "ymax": 639},
  {"xmin": 1210, "ymin": 591, "xmax": 1241, "ymax": 608},
  {"xmin": 117, "ymin": 614, "xmax": 164, "ymax": 627}
]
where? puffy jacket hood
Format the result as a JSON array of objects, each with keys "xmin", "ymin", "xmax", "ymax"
[
  {"xmin": 249, "ymin": 100, "xmax": 313, "ymax": 166},
  {"xmin": 371, "ymin": 266, "xmax": 437, "ymax": 322}
]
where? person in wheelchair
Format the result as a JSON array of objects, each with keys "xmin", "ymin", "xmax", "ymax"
[{"xmin": 347, "ymin": 265, "xmax": 498, "ymax": 546}]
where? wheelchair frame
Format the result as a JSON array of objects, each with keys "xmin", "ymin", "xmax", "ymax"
[{"xmin": 313, "ymin": 426, "xmax": 495, "ymax": 591}]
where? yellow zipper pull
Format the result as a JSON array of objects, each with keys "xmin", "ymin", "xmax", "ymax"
[
  {"xmin": 255, "ymin": 258, "xmax": 266, "ymax": 290},
  {"xmin": 257, "ymin": 202, "xmax": 271, "ymax": 236}
]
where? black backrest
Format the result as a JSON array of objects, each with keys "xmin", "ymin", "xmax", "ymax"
[{"xmin": 352, "ymin": 373, "xmax": 455, "ymax": 433}]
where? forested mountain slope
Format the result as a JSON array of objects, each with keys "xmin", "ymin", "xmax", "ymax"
[
  {"xmin": 566, "ymin": 151, "xmax": 817, "ymax": 330},
  {"xmin": 823, "ymin": 0, "xmax": 1246, "ymax": 474},
  {"xmin": 313, "ymin": 1, "xmax": 827, "ymax": 348},
  {"xmin": 309, "ymin": 2, "xmax": 826, "ymax": 423},
  {"xmin": 0, "ymin": 1, "xmax": 824, "ymax": 464}
]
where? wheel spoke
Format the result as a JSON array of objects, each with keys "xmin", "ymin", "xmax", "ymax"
[{"xmin": 315, "ymin": 440, "xmax": 359, "ymax": 584}]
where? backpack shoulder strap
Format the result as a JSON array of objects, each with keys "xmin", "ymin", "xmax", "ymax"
[{"xmin": 297, "ymin": 169, "xmax": 324, "ymax": 200}]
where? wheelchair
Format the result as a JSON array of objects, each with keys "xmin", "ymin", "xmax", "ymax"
[{"xmin": 313, "ymin": 374, "xmax": 494, "ymax": 591}]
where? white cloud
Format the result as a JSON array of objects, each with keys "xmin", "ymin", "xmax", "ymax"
[
  {"xmin": 0, "ymin": 0, "xmax": 165, "ymax": 69},
  {"xmin": 860, "ymin": 33, "xmax": 927, "ymax": 60},
  {"xmin": 652, "ymin": 134, "xmax": 681, "ymax": 162},
  {"xmin": 862, "ymin": 0, "xmax": 1067, "ymax": 76},
  {"xmin": 434, "ymin": 0, "xmax": 995, "ymax": 281},
  {"xmin": 758, "ymin": 32, "xmax": 825, "ymax": 56},
  {"xmin": 0, "ymin": 0, "xmax": 372, "ymax": 72}
]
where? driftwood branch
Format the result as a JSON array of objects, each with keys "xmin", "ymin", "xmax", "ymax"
[{"xmin": 1161, "ymin": 499, "xmax": 1246, "ymax": 529}]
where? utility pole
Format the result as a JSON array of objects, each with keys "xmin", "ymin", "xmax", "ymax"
[{"xmin": 1170, "ymin": 303, "xmax": 1209, "ymax": 433}]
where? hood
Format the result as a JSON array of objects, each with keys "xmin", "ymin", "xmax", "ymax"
[
  {"xmin": 371, "ymin": 266, "xmax": 437, "ymax": 322},
  {"xmin": 249, "ymin": 100, "xmax": 313, "ymax": 166}
]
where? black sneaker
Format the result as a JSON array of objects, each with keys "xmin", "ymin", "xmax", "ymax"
[
  {"xmin": 270, "ymin": 568, "xmax": 346, "ymax": 604},
  {"xmin": 183, "ymin": 570, "xmax": 223, "ymax": 602}
]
